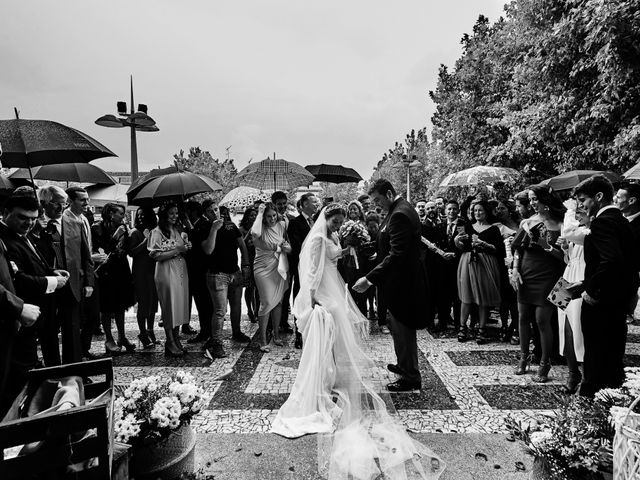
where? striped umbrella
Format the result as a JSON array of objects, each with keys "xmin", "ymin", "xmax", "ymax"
[{"xmin": 237, "ymin": 157, "xmax": 314, "ymax": 191}]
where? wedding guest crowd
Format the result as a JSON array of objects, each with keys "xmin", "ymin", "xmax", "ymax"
[{"xmin": 1, "ymin": 172, "xmax": 639, "ymax": 412}]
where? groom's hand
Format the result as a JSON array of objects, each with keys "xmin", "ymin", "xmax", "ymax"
[{"xmin": 353, "ymin": 277, "xmax": 372, "ymax": 293}]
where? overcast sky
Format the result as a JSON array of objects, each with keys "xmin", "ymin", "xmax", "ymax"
[{"xmin": 1, "ymin": 1, "xmax": 505, "ymax": 178}]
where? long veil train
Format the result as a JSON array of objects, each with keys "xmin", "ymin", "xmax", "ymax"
[{"xmin": 271, "ymin": 208, "xmax": 445, "ymax": 479}]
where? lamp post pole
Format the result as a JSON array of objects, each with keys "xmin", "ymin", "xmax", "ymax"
[
  {"xmin": 95, "ymin": 75, "xmax": 158, "ymax": 184},
  {"xmin": 402, "ymin": 154, "xmax": 419, "ymax": 203}
]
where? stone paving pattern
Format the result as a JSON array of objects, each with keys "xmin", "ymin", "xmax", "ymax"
[{"xmin": 96, "ymin": 312, "xmax": 640, "ymax": 436}]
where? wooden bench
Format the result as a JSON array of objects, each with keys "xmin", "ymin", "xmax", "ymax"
[{"xmin": 0, "ymin": 358, "xmax": 126, "ymax": 480}]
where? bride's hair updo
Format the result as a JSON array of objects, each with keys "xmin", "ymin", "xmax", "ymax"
[{"xmin": 324, "ymin": 203, "xmax": 346, "ymax": 219}]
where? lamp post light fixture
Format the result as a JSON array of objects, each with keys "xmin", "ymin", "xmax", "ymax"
[
  {"xmin": 401, "ymin": 153, "xmax": 422, "ymax": 203},
  {"xmin": 95, "ymin": 75, "xmax": 158, "ymax": 183}
]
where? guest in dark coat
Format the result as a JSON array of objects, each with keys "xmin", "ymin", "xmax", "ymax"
[
  {"xmin": 92, "ymin": 203, "xmax": 136, "ymax": 354},
  {"xmin": 0, "ymin": 194, "xmax": 60, "ymax": 416},
  {"xmin": 354, "ymin": 179, "xmax": 430, "ymax": 392},
  {"xmin": 126, "ymin": 207, "xmax": 159, "ymax": 348},
  {"xmin": 35, "ymin": 185, "xmax": 94, "ymax": 365},
  {"xmin": 575, "ymin": 175, "xmax": 640, "ymax": 397},
  {"xmin": 616, "ymin": 182, "xmax": 640, "ymax": 269},
  {"xmin": 287, "ymin": 193, "xmax": 318, "ymax": 349}
]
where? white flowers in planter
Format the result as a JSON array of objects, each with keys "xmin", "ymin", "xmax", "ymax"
[{"xmin": 114, "ymin": 371, "xmax": 205, "ymax": 445}]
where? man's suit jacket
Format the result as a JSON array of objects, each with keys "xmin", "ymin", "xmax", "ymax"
[
  {"xmin": 38, "ymin": 213, "xmax": 94, "ymax": 302},
  {"xmin": 367, "ymin": 197, "xmax": 429, "ymax": 329},
  {"xmin": 628, "ymin": 216, "xmax": 640, "ymax": 273},
  {"xmin": 287, "ymin": 214, "xmax": 311, "ymax": 275},
  {"xmin": 584, "ymin": 207, "xmax": 639, "ymax": 306},
  {"xmin": 0, "ymin": 222, "xmax": 54, "ymax": 307},
  {"xmin": 0, "ymin": 239, "xmax": 23, "ymax": 324}
]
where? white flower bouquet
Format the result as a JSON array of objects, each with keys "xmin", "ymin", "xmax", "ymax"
[
  {"xmin": 114, "ymin": 371, "xmax": 205, "ymax": 445},
  {"xmin": 339, "ymin": 220, "xmax": 370, "ymax": 270}
]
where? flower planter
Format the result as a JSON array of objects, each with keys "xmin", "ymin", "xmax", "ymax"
[{"xmin": 129, "ymin": 424, "xmax": 196, "ymax": 480}]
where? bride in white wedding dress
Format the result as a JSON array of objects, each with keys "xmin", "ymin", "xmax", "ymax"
[{"xmin": 271, "ymin": 204, "xmax": 445, "ymax": 480}]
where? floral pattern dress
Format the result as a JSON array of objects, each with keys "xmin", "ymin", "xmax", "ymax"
[{"xmin": 148, "ymin": 227, "xmax": 189, "ymax": 328}]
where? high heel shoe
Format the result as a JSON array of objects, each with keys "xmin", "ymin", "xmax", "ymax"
[
  {"xmin": 104, "ymin": 339, "xmax": 122, "ymax": 355},
  {"xmin": 562, "ymin": 374, "xmax": 582, "ymax": 394},
  {"xmin": 514, "ymin": 355, "xmax": 529, "ymax": 375},
  {"xmin": 138, "ymin": 333, "xmax": 154, "ymax": 349},
  {"xmin": 164, "ymin": 344, "xmax": 184, "ymax": 357},
  {"xmin": 533, "ymin": 361, "xmax": 551, "ymax": 383},
  {"xmin": 146, "ymin": 329, "xmax": 158, "ymax": 345},
  {"xmin": 118, "ymin": 337, "xmax": 136, "ymax": 353},
  {"xmin": 476, "ymin": 328, "xmax": 488, "ymax": 345},
  {"xmin": 174, "ymin": 338, "xmax": 187, "ymax": 353},
  {"xmin": 272, "ymin": 338, "xmax": 283, "ymax": 347},
  {"xmin": 457, "ymin": 326, "xmax": 467, "ymax": 343}
]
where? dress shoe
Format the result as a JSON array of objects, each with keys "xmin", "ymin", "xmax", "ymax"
[
  {"xmin": 294, "ymin": 332, "xmax": 303, "ymax": 349},
  {"xmin": 104, "ymin": 340, "xmax": 121, "ymax": 355},
  {"xmin": 208, "ymin": 343, "xmax": 228, "ymax": 359},
  {"xmin": 232, "ymin": 332, "xmax": 251, "ymax": 343},
  {"xmin": 387, "ymin": 364, "xmax": 403, "ymax": 375},
  {"xmin": 387, "ymin": 379, "xmax": 421, "ymax": 392},
  {"xmin": 187, "ymin": 333, "xmax": 210, "ymax": 344},
  {"xmin": 93, "ymin": 326, "xmax": 104, "ymax": 336}
]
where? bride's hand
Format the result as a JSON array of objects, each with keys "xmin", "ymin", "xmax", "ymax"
[{"xmin": 311, "ymin": 289, "xmax": 321, "ymax": 307}]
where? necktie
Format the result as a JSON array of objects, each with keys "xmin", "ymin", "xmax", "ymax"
[
  {"xmin": 48, "ymin": 219, "xmax": 65, "ymax": 269},
  {"xmin": 307, "ymin": 216, "xmax": 313, "ymax": 227}
]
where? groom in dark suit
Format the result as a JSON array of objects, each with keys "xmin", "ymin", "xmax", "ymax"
[
  {"xmin": 354, "ymin": 179, "xmax": 430, "ymax": 392},
  {"xmin": 287, "ymin": 193, "xmax": 318, "ymax": 349},
  {"xmin": 574, "ymin": 175, "xmax": 640, "ymax": 397}
]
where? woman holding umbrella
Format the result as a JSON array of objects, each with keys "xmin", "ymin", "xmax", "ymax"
[
  {"xmin": 91, "ymin": 203, "xmax": 136, "ymax": 354},
  {"xmin": 148, "ymin": 202, "xmax": 192, "ymax": 357}
]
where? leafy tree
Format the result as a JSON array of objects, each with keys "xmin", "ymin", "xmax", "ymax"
[{"xmin": 173, "ymin": 147, "xmax": 239, "ymax": 199}]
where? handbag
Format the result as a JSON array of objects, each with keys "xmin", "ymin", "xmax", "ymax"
[{"xmin": 547, "ymin": 277, "xmax": 584, "ymax": 310}]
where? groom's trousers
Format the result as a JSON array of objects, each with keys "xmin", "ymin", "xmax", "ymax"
[{"xmin": 388, "ymin": 314, "xmax": 421, "ymax": 383}]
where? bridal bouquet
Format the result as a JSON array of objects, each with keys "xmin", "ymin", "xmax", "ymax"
[
  {"xmin": 339, "ymin": 220, "xmax": 370, "ymax": 270},
  {"xmin": 114, "ymin": 371, "xmax": 205, "ymax": 445}
]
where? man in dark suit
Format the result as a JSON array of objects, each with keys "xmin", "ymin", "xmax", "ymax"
[
  {"xmin": 287, "ymin": 193, "xmax": 319, "ymax": 349},
  {"xmin": 616, "ymin": 182, "xmax": 640, "ymax": 251},
  {"xmin": 574, "ymin": 175, "xmax": 640, "ymax": 397},
  {"xmin": 0, "ymin": 194, "xmax": 65, "ymax": 413},
  {"xmin": 354, "ymin": 179, "xmax": 430, "ymax": 392},
  {"xmin": 34, "ymin": 185, "xmax": 94, "ymax": 365},
  {"xmin": 0, "ymin": 236, "xmax": 41, "ymax": 417}
]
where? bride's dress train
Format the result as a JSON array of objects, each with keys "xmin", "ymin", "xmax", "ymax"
[{"xmin": 270, "ymin": 211, "xmax": 445, "ymax": 479}]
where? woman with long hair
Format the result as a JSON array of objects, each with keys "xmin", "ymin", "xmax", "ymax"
[
  {"xmin": 91, "ymin": 203, "xmax": 136, "ymax": 354},
  {"xmin": 270, "ymin": 204, "xmax": 445, "ymax": 478},
  {"xmin": 341, "ymin": 200, "xmax": 368, "ymax": 314},
  {"xmin": 252, "ymin": 202, "xmax": 291, "ymax": 351},
  {"xmin": 454, "ymin": 200, "xmax": 505, "ymax": 344},
  {"xmin": 126, "ymin": 207, "xmax": 159, "ymax": 349},
  {"xmin": 511, "ymin": 185, "xmax": 566, "ymax": 382},
  {"xmin": 490, "ymin": 199, "xmax": 520, "ymax": 343},
  {"xmin": 239, "ymin": 207, "xmax": 259, "ymax": 322},
  {"xmin": 148, "ymin": 202, "xmax": 192, "ymax": 357}
]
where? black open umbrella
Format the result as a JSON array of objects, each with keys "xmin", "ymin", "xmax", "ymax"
[
  {"xmin": 127, "ymin": 170, "xmax": 223, "ymax": 207},
  {"xmin": 9, "ymin": 163, "xmax": 116, "ymax": 185},
  {"xmin": 0, "ymin": 108, "xmax": 116, "ymax": 195},
  {"xmin": 305, "ymin": 164, "xmax": 363, "ymax": 183}
]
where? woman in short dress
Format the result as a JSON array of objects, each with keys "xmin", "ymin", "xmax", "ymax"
[
  {"xmin": 148, "ymin": 202, "xmax": 191, "ymax": 357},
  {"xmin": 126, "ymin": 206, "xmax": 159, "ymax": 349},
  {"xmin": 455, "ymin": 200, "xmax": 505, "ymax": 344},
  {"xmin": 252, "ymin": 202, "xmax": 291, "ymax": 351},
  {"xmin": 511, "ymin": 185, "xmax": 566, "ymax": 382},
  {"xmin": 239, "ymin": 207, "xmax": 259, "ymax": 322}
]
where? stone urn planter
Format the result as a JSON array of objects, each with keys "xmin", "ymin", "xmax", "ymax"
[
  {"xmin": 530, "ymin": 456, "xmax": 613, "ymax": 480},
  {"xmin": 129, "ymin": 424, "xmax": 196, "ymax": 480}
]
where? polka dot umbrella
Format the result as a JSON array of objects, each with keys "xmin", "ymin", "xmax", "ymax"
[{"xmin": 219, "ymin": 186, "xmax": 271, "ymax": 209}]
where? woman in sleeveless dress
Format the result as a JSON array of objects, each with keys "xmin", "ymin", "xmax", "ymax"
[
  {"xmin": 251, "ymin": 202, "xmax": 290, "ymax": 351},
  {"xmin": 271, "ymin": 204, "xmax": 445, "ymax": 480},
  {"xmin": 511, "ymin": 185, "xmax": 566, "ymax": 382}
]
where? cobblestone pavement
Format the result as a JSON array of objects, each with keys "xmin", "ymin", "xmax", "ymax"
[{"xmin": 101, "ymin": 312, "xmax": 640, "ymax": 436}]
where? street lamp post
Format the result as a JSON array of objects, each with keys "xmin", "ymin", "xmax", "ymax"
[
  {"xmin": 401, "ymin": 153, "xmax": 422, "ymax": 203},
  {"xmin": 95, "ymin": 75, "xmax": 158, "ymax": 183}
]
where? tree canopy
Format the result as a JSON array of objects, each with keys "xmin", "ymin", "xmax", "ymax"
[{"xmin": 374, "ymin": 0, "xmax": 640, "ymax": 195}]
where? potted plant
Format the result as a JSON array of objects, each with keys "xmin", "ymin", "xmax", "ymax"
[
  {"xmin": 506, "ymin": 367, "xmax": 640, "ymax": 480},
  {"xmin": 114, "ymin": 371, "xmax": 205, "ymax": 480}
]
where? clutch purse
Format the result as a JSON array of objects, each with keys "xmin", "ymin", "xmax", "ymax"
[{"xmin": 547, "ymin": 277, "xmax": 584, "ymax": 310}]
